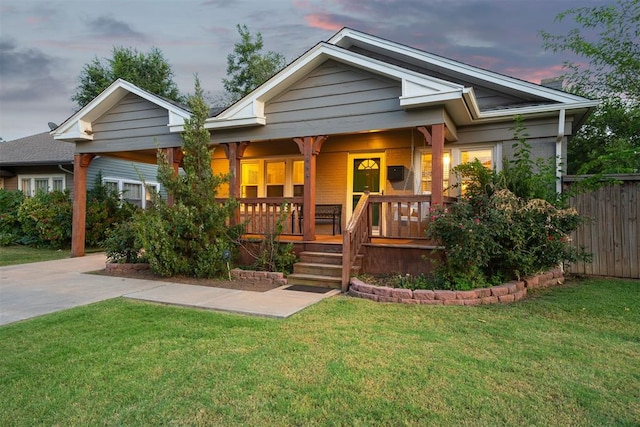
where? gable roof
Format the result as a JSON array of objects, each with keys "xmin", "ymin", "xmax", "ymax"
[
  {"xmin": 52, "ymin": 79, "xmax": 191, "ymax": 142},
  {"xmin": 0, "ymin": 132, "xmax": 74, "ymax": 166},
  {"xmin": 194, "ymin": 28, "xmax": 597, "ymax": 132}
]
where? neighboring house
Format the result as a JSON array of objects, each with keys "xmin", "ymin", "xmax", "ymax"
[
  {"xmin": 51, "ymin": 28, "xmax": 598, "ymax": 288},
  {"xmin": 0, "ymin": 132, "xmax": 162, "ymax": 208}
]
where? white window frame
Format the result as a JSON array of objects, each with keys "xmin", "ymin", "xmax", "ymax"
[
  {"xmin": 240, "ymin": 156, "xmax": 304, "ymax": 198},
  {"xmin": 414, "ymin": 144, "xmax": 502, "ymax": 196},
  {"xmin": 18, "ymin": 174, "xmax": 66, "ymax": 196},
  {"xmin": 102, "ymin": 177, "xmax": 160, "ymax": 209}
]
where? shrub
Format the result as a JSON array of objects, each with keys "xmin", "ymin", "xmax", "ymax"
[
  {"xmin": 136, "ymin": 78, "xmax": 241, "ymax": 278},
  {"xmin": 85, "ymin": 174, "xmax": 137, "ymax": 247},
  {"xmin": 0, "ymin": 190, "xmax": 25, "ymax": 245},
  {"xmin": 245, "ymin": 205, "xmax": 297, "ymax": 274},
  {"xmin": 426, "ymin": 116, "xmax": 590, "ymax": 289},
  {"xmin": 102, "ymin": 217, "xmax": 146, "ymax": 264},
  {"xmin": 16, "ymin": 190, "xmax": 72, "ymax": 249}
]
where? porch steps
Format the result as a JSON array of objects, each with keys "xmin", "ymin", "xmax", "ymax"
[
  {"xmin": 285, "ymin": 273, "xmax": 342, "ymax": 289},
  {"xmin": 286, "ymin": 250, "xmax": 362, "ymax": 290}
]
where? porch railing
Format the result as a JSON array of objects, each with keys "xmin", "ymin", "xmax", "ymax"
[
  {"xmin": 236, "ymin": 197, "xmax": 303, "ymax": 235},
  {"xmin": 341, "ymin": 194, "xmax": 457, "ymax": 290},
  {"xmin": 342, "ymin": 193, "xmax": 370, "ymax": 290},
  {"xmin": 367, "ymin": 195, "xmax": 458, "ymax": 239}
]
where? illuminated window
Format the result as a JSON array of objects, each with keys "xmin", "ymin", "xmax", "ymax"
[
  {"xmin": 418, "ymin": 146, "xmax": 496, "ymax": 196},
  {"xmin": 266, "ymin": 161, "xmax": 285, "ymax": 197},
  {"xmin": 241, "ymin": 163, "xmax": 259, "ymax": 198},
  {"xmin": 461, "ymin": 149, "xmax": 492, "ymax": 168},
  {"xmin": 240, "ymin": 158, "xmax": 304, "ymax": 198},
  {"xmin": 420, "ymin": 152, "xmax": 451, "ymax": 195},
  {"xmin": 293, "ymin": 160, "xmax": 304, "ymax": 197}
]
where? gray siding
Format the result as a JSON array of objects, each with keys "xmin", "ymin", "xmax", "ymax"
[
  {"xmin": 78, "ymin": 93, "xmax": 183, "ymax": 153},
  {"xmin": 88, "ymin": 157, "xmax": 166, "ymax": 197},
  {"xmin": 348, "ymin": 46, "xmax": 553, "ymax": 111},
  {"xmin": 211, "ymin": 60, "xmax": 448, "ymax": 144},
  {"xmin": 266, "ymin": 60, "xmax": 402, "ymax": 124}
]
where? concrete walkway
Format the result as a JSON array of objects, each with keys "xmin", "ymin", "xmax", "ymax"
[{"xmin": 0, "ymin": 253, "xmax": 340, "ymax": 326}]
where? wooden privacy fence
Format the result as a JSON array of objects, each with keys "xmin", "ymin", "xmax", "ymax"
[{"xmin": 564, "ymin": 175, "xmax": 639, "ymax": 279}]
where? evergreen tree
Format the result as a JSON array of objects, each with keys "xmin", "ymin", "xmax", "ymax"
[{"xmin": 137, "ymin": 78, "xmax": 239, "ymax": 278}]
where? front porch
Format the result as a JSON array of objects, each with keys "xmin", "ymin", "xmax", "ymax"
[{"xmin": 234, "ymin": 194, "xmax": 456, "ymax": 291}]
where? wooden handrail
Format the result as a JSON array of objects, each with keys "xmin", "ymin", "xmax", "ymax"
[{"xmin": 342, "ymin": 193, "xmax": 370, "ymax": 290}]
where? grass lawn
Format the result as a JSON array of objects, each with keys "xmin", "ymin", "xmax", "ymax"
[
  {"xmin": 0, "ymin": 246, "xmax": 70, "ymax": 267},
  {"xmin": 0, "ymin": 278, "xmax": 638, "ymax": 426}
]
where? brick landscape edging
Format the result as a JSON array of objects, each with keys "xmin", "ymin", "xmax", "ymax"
[
  {"xmin": 230, "ymin": 269, "xmax": 288, "ymax": 286},
  {"xmin": 349, "ymin": 268, "xmax": 564, "ymax": 305}
]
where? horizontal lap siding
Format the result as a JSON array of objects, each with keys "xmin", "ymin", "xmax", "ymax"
[
  {"xmin": 88, "ymin": 157, "xmax": 160, "ymax": 186},
  {"xmin": 85, "ymin": 94, "xmax": 183, "ymax": 152},
  {"xmin": 348, "ymin": 46, "xmax": 545, "ymax": 110},
  {"xmin": 265, "ymin": 60, "xmax": 402, "ymax": 128}
]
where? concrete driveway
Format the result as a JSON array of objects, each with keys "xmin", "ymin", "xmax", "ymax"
[{"xmin": 0, "ymin": 254, "xmax": 339, "ymax": 326}]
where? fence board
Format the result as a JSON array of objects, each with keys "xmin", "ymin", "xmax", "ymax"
[{"xmin": 565, "ymin": 175, "xmax": 640, "ymax": 279}]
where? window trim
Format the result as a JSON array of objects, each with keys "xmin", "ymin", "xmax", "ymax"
[
  {"xmin": 17, "ymin": 174, "xmax": 66, "ymax": 196},
  {"xmin": 102, "ymin": 177, "xmax": 160, "ymax": 209},
  {"xmin": 240, "ymin": 156, "xmax": 304, "ymax": 198},
  {"xmin": 414, "ymin": 144, "xmax": 501, "ymax": 196}
]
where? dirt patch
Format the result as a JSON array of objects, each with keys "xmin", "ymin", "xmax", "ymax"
[{"xmin": 91, "ymin": 268, "xmax": 280, "ymax": 293}]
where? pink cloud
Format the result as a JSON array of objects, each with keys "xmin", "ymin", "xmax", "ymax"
[
  {"xmin": 26, "ymin": 15, "xmax": 48, "ymax": 25},
  {"xmin": 304, "ymin": 13, "xmax": 344, "ymax": 32},
  {"xmin": 504, "ymin": 64, "xmax": 566, "ymax": 84}
]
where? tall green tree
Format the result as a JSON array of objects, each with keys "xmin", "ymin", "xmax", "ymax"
[
  {"xmin": 136, "ymin": 78, "xmax": 239, "ymax": 278},
  {"xmin": 222, "ymin": 25, "xmax": 287, "ymax": 103},
  {"xmin": 540, "ymin": 0, "xmax": 640, "ymax": 174},
  {"xmin": 72, "ymin": 47, "xmax": 184, "ymax": 109}
]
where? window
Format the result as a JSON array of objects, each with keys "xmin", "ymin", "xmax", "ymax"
[
  {"xmin": 18, "ymin": 175, "xmax": 66, "ymax": 196},
  {"xmin": 240, "ymin": 158, "xmax": 304, "ymax": 198},
  {"xmin": 417, "ymin": 146, "xmax": 497, "ymax": 196},
  {"xmin": 266, "ymin": 161, "xmax": 285, "ymax": 197},
  {"xmin": 420, "ymin": 152, "xmax": 451, "ymax": 195},
  {"xmin": 241, "ymin": 162, "xmax": 259, "ymax": 198},
  {"xmin": 103, "ymin": 177, "xmax": 159, "ymax": 209},
  {"xmin": 292, "ymin": 160, "xmax": 304, "ymax": 197}
]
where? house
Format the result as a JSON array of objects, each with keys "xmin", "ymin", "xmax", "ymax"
[
  {"xmin": 51, "ymin": 28, "xmax": 598, "ymax": 289},
  {"xmin": 0, "ymin": 132, "xmax": 162, "ymax": 208}
]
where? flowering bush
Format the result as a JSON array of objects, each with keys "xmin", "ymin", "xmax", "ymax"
[{"xmin": 427, "ymin": 188, "xmax": 589, "ymax": 289}]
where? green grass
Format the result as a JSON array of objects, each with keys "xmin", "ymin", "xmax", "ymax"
[
  {"xmin": 0, "ymin": 245, "xmax": 70, "ymax": 266},
  {"xmin": 1, "ymin": 278, "xmax": 638, "ymax": 426}
]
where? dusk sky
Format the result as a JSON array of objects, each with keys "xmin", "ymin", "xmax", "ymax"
[{"xmin": 0, "ymin": 0, "xmax": 609, "ymax": 141}]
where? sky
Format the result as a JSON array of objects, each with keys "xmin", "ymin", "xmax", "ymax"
[{"xmin": 0, "ymin": 0, "xmax": 609, "ymax": 141}]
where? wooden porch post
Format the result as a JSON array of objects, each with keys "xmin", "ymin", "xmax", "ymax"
[
  {"xmin": 417, "ymin": 124, "xmax": 445, "ymax": 206},
  {"xmin": 293, "ymin": 135, "xmax": 327, "ymax": 241},
  {"xmin": 431, "ymin": 123, "xmax": 445, "ymax": 206},
  {"xmin": 162, "ymin": 147, "xmax": 184, "ymax": 206},
  {"xmin": 222, "ymin": 141, "xmax": 250, "ymax": 225},
  {"xmin": 71, "ymin": 153, "xmax": 95, "ymax": 257}
]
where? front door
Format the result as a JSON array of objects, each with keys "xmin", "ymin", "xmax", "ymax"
[{"xmin": 347, "ymin": 153, "xmax": 385, "ymax": 228}]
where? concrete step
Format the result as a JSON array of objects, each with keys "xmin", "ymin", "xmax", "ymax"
[{"xmin": 286, "ymin": 273, "xmax": 342, "ymax": 289}]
